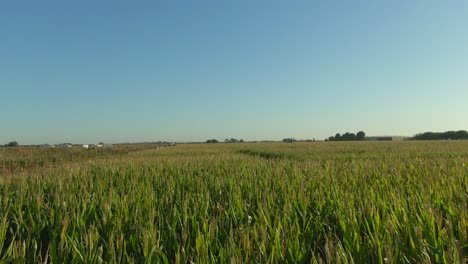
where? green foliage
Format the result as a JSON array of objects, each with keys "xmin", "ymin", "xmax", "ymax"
[
  {"xmin": 328, "ymin": 131, "xmax": 366, "ymax": 141},
  {"xmin": 225, "ymin": 138, "xmax": 244, "ymax": 143},
  {"xmin": 4, "ymin": 141, "xmax": 18, "ymax": 147},
  {"xmin": 356, "ymin": 131, "xmax": 366, "ymax": 140},
  {"xmin": 413, "ymin": 130, "xmax": 468, "ymax": 140},
  {"xmin": 1, "ymin": 141, "xmax": 468, "ymax": 262}
]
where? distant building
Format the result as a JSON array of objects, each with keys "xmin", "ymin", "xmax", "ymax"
[
  {"xmin": 87, "ymin": 144, "xmax": 112, "ymax": 149},
  {"xmin": 365, "ymin": 136, "xmax": 408, "ymax": 141}
]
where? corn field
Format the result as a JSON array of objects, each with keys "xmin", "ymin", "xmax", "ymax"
[{"xmin": 0, "ymin": 141, "xmax": 467, "ymax": 263}]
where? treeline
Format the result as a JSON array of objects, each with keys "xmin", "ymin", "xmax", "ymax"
[
  {"xmin": 206, "ymin": 138, "xmax": 245, "ymax": 143},
  {"xmin": 225, "ymin": 138, "xmax": 244, "ymax": 143},
  {"xmin": 326, "ymin": 131, "xmax": 366, "ymax": 141},
  {"xmin": 412, "ymin": 130, "xmax": 468, "ymax": 140},
  {"xmin": 3, "ymin": 141, "xmax": 19, "ymax": 147}
]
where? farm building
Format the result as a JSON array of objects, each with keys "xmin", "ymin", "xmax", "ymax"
[
  {"xmin": 86, "ymin": 144, "xmax": 112, "ymax": 149},
  {"xmin": 366, "ymin": 136, "xmax": 408, "ymax": 141}
]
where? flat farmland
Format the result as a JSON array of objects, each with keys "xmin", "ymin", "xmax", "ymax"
[{"xmin": 1, "ymin": 141, "xmax": 467, "ymax": 263}]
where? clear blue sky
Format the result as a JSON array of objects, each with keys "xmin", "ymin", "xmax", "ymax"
[{"xmin": 1, "ymin": 1, "xmax": 467, "ymax": 144}]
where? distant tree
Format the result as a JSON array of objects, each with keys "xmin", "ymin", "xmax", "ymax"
[
  {"xmin": 342, "ymin": 132, "xmax": 350, "ymax": 141},
  {"xmin": 356, "ymin": 131, "xmax": 366, "ymax": 140},
  {"xmin": 412, "ymin": 130, "xmax": 468, "ymax": 140},
  {"xmin": 335, "ymin": 133, "xmax": 342, "ymax": 141},
  {"xmin": 455, "ymin": 130, "xmax": 468, "ymax": 139},
  {"xmin": 239, "ymin": 139, "xmax": 244, "ymax": 143},
  {"xmin": 327, "ymin": 131, "xmax": 365, "ymax": 141},
  {"xmin": 282, "ymin": 138, "xmax": 296, "ymax": 143},
  {"xmin": 5, "ymin": 141, "xmax": 19, "ymax": 147},
  {"xmin": 206, "ymin": 139, "xmax": 219, "ymax": 143},
  {"xmin": 342, "ymin": 133, "xmax": 356, "ymax": 141},
  {"xmin": 225, "ymin": 138, "xmax": 241, "ymax": 143}
]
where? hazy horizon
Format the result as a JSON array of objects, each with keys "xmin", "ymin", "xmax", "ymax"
[{"xmin": 2, "ymin": 1, "xmax": 467, "ymax": 145}]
